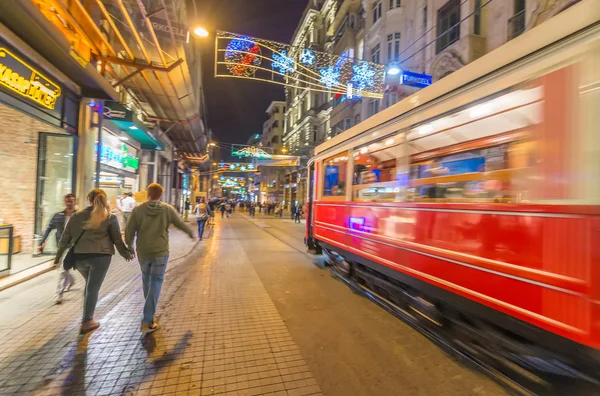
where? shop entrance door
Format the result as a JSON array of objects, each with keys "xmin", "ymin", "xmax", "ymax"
[{"xmin": 35, "ymin": 133, "xmax": 75, "ymax": 254}]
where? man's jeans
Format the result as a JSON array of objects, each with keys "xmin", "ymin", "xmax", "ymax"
[
  {"xmin": 56, "ymin": 268, "xmax": 75, "ymax": 297},
  {"xmin": 139, "ymin": 256, "xmax": 169, "ymax": 324}
]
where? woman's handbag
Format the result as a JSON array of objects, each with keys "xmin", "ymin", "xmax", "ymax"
[{"xmin": 63, "ymin": 230, "xmax": 85, "ymax": 271}]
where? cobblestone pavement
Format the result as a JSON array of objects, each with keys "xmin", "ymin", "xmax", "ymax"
[{"xmin": 0, "ymin": 219, "xmax": 323, "ymax": 396}]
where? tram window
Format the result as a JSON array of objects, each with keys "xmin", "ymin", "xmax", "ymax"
[
  {"xmin": 353, "ymin": 134, "xmax": 408, "ymax": 202},
  {"xmin": 407, "ymin": 140, "xmax": 538, "ymax": 203},
  {"xmin": 323, "ymin": 153, "xmax": 348, "ymax": 197}
]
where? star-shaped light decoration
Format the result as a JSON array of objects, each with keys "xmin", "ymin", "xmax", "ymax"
[
  {"xmin": 319, "ymin": 66, "xmax": 341, "ymax": 89},
  {"xmin": 229, "ymin": 164, "xmax": 236, "ymax": 170},
  {"xmin": 351, "ymin": 63, "xmax": 377, "ymax": 92},
  {"xmin": 240, "ymin": 166, "xmax": 247, "ymax": 171},
  {"xmin": 300, "ymin": 49, "xmax": 316, "ymax": 65},
  {"xmin": 248, "ymin": 164, "xmax": 254, "ymax": 170},
  {"xmin": 272, "ymin": 50, "xmax": 295, "ymax": 74}
]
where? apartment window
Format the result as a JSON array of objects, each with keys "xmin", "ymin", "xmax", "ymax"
[
  {"xmin": 357, "ymin": 39, "xmax": 364, "ymax": 60},
  {"xmin": 423, "ymin": 6, "xmax": 428, "ymax": 30},
  {"xmin": 436, "ymin": 0, "xmax": 461, "ymax": 53},
  {"xmin": 355, "ymin": 114, "xmax": 361, "ymax": 126},
  {"xmin": 368, "ymin": 99, "xmax": 379, "ymax": 117},
  {"xmin": 474, "ymin": 0, "xmax": 482, "ymax": 35},
  {"xmin": 389, "ymin": 0, "xmax": 401, "ymax": 9},
  {"xmin": 509, "ymin": 0, "xmax": 526, "ymax": 39},
  {"xmin": 387, "ymin": 33, "xmax": 401, "ymax": 62},
  {"xmin": 272, "ymin": 136, "xmax": 279, "ymax": 143},
  {"xmin": 273, "ymin": 120, "xmax": 279, "ymax": 127},
  {"xmin": 373, "ymin": 1, "xmax": 382, "ymax": 24},
  {"xmin": 371, "ymin": 44, "xmax": 380, "ymax": 64}
]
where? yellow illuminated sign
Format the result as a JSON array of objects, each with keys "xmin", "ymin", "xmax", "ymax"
[{"xmin": 0, "ymin": 47, "xmax": 61, "ymax": 110}]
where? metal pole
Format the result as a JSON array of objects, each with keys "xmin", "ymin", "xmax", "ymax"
[{"xmin": 94, "ymin": 100, "xmax": 105, "ymax": 189}]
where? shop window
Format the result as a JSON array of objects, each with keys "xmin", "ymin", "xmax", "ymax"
[
  {"xmin": 353, "ymin": 134, "xmax": 408, "ymax": 202},
  {"xmin": 323, "ymin": 153, "xmax": 348, "ymax": 197},
  {"xmin": 436, "ymin": 0, "xmax": 461, "ymax": 53},
  {"xmin": 35, "ymin": 133, "xmax": 74, "ymax": 253}
]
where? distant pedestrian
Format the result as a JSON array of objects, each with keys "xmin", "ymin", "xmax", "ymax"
[
  {"xmin": 219, "ymin": 202, "xmax": 226, "ymax": 218},
  {"xmin": 207, "ymin": 199, "xmax": 216, "ymax": 226},
  {"xmin": 125, "ymin": 183, "xmax": 194, "ymax": 334},
  {"xmin": 225, "ymin": 202, "xmax": 232, "ymax": 218},
  {"xmin": 39, "ymin": 193, "xmax": 77, "ymax": 304},
  {"xmin": 184, "ymin": 200, "xmax": 191, "ymax": 222},
  {"xmin": 293, "ymin": 205, "xmax": 302, "ymax": 224},
  {"xmin": 55, "ymin": 189, "xmax": 134, "ymax": 334},
  {"xmin": 118, "ymin": 192, "xmax": 136, "ymax": 229},
  {"xmin": 194, "ymin": 198, "xmax": 209, "ymax": 241}
]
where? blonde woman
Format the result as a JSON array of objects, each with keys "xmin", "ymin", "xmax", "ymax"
[{"xmin": 55, "ymin": 189, "xmax": 134, "ymax": 334}]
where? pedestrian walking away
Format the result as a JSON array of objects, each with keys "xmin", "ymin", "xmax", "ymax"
[
  {"xmin": 184, "ymin": 199, "xmax": 191, "ymax": 222},
  {"xmin": 55, "ymin": 189, "xmax": 134, "ymax": 334},
  {"xmin": 194, "ymin": 198, "xmax": 209, "ymax": 240},
  {"xmin": 225, "ymin": 202, "xmax": 232, "ymax": 218},
  {"xmin": 39, "ymin": 193, "xmax": 77, "ymax": 304},
  {"xmin": 118, "ymin": 192, "xmax": 136, "ymax": 229},
  {"xmin": 125, "ymin": 183, "xmax": 195, "ymax": 334},
  {"xmin": 220, "ymin": 202, "xmax": 226, "ymax": 218}
]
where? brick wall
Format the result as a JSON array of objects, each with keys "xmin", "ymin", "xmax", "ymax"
[{"xmin": 0, "ymin": 103, "xmax": 67, "ymax": 254}]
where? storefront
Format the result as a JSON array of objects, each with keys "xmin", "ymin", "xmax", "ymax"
[
  {"xmin": 0, "ymin": 36, "xmax": 80, "ymax": 273},
  {"xmin": 102, "ymin": 101, "xmax": 165, "ymax": 206},
  {"xmin": 97, "ymin": 122, "xmax": 141, "ymax": 208}
]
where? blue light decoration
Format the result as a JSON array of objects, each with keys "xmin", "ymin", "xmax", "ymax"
[
  {"xmin": 224, "ymin": 36, "xmax": 262, "ymax": 77},
  {"xmin": 300, "ymin": 49, "xmax": 315, "ymax": 65},
  {"xmin": 272, "ymin": 50, "xmax": 295, "ymax": 74},
  {"xmin": 319, "ymin": 66, "xmax": 340, "ymax": 89},
  {"xmin": 351, "ymin": 63, "xmax": 377, "ymax": 92}
]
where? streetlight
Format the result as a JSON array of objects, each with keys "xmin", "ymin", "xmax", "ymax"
[
  {"xmin": 208, "ymin": 142, "xmax": 216, "ymax": 147},
  {"xmin": 193, "ymin": 26, "xmax": 209, "ymax": 38}
]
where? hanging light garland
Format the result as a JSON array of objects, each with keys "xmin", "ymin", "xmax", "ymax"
[{"xmin": 215, "ymin": 31, "xmax": 385, "ymax": 99}]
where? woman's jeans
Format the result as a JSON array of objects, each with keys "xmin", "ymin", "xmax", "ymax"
[
  {"xmin": 76, "ymin": 256, "xmax": 111, "ymax": 322},
  {"xmin": 197, "ymin": 218, "xmax": 207, "ymax": 238},
  {"xmin": 139, "ymin": 256, "xmax": 169, "ymax": 324}
]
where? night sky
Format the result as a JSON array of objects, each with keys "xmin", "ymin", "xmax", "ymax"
[{"xmin": 198, "ymin": 0, "xmax": 307, "ymax": 146}]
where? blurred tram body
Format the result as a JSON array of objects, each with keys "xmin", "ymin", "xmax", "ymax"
[{"xmin": 306, "ymin": 0, "xmax": 600, "ymax": 390}]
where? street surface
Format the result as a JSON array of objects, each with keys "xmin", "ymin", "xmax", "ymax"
[{"xmin": 0, "ymin": 213, "xmax": 506, "ymax": 396}]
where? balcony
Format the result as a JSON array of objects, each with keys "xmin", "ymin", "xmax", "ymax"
[{"xmin": 508, "ymin": 10, "xmax": 526, "ymax": 40}]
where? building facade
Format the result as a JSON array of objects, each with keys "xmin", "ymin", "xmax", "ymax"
[{"xmin": 262, "ymin": 101, "xmax": 286, "ymax": 154}]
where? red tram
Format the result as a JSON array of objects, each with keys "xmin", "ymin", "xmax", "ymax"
[{"xmin": 305, "ymin": 0, "xmax": 600, "ymax": 384}]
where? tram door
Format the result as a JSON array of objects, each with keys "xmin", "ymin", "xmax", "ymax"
[{"xmin": 305, "ymin": 162, "xmax": 321, "ymax": 253}]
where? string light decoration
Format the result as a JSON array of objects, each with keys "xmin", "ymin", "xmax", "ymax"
[
  {"xmin": 224, "ymin": 36, "xmax": 262, "ymax": 77},
  {"xmin": 351, "ymin": 63, "xmax": 377, "ymax": 93},
  {"xmin": 272, "ymin": 50, "xmax": 296, "ymax": 74},
  {"xmin": 319, "ymin": 66, "xmax": 340, "ymax": 89},
  {"xmin": 215, "ymin": 31, "xmax": 385, "ymax": 99},
  {"xmin": 218, "ymin": 163, "xmax": 257, "ymax": 172},
  {"xmin": 300, "ymin": 49, "xmax": 316, "ymax": 65}
]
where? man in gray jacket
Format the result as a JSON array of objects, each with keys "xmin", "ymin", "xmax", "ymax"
[
  {"xmin": 39, "ymin": 193, "xmax": 76, "ymax": 304},
  {"xmin": 125, "ymin": 183, "xmax": 195, "ymax": 333}
]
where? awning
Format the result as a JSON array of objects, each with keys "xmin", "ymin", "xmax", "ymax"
[
  {"xmin": 104, "ymin": 101, "xmax": 165, "ymax": 151},
  {"xmin": 0, "ymin": 1, "xmax": 118, "ymax": 100}
]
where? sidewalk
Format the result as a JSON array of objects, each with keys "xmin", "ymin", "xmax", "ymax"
[{"xmin": 0, "ymin": 217, "xmax": 322, "ymax": 396}]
